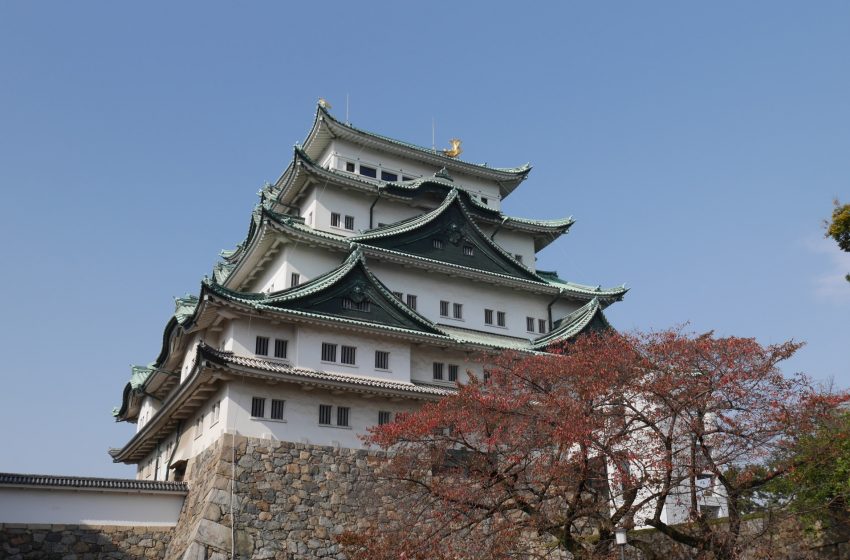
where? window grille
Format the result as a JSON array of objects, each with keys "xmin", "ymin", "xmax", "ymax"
[
  {"xmin": 375, "ymin": 350, "xmax": 390, "ymax": 370},
  {"xmin": 251, "ymin": 397, "xmax": 265, "ymax": 418},
  {"xmin": 515, "ymin": 254, "xmax": 523, "ymax": 263},
  {"xmin": 497, "ymin": 311, "xmax": 506, "ymax": 327},
  {"xmin": 255, "ymin": 336, "xmax": 269, "ymax": 356},
  {"xmin": 378, "ymin": 411, "xmax": 391, "ymax": 425},
  {"xmin": 484, "ymin": 309, "xmax": 494, "ymax": 325},
  {"xmin": 290, "ymin": 273, "xmax": 300, "ymax": 287},
  {"xmin": 463, "ymin": 245, "xmax": 474, "ymax": 256},
  {"xmin": 453, "ymin": 303, "xmax": 463, "ymax": 319},
  {"xmin": 439, "ymin": 300, "xmax": 449, "ymax": 316},
  {"xmin": 342, "ymin": 298, "xmax": 371, "ymax": 312},
  {"xmin": 274, "ymin": 339, "xmax": 288, "ymax": 359},
  {"xmin": 321, "ymin": 343, "xmax": 337, "ymax": 362},
  {"xmin": 319, "ymin": 404, "xmax": 332, "ymax": 425},
  {"xmin": 406, "ymin": 294, "xmax": 417, "ymax": 310},
  {"xmin": 331, "ymin": 212, "xmax": 341, "ymax": 227},
  {"xmin": 433, "ymin": 362, "xmax": 444, "ymax": 381},
  {"xmin": 345, "ymin": 162, "xmax": 356, "ymax": 172},
  {"xmin": 337, "ymin": 406, "xmax": 350, "ymax": 427},
  {"xmin": 344, "ymin": 215, "xmax": 355, "ymax": 230},
  {"xmin": 392, "ymin": 291, "xmax": 403, "ymax": 300},
  {"xmin": 538, "ymin": 319, "xmax": 547, "ymax": 334},
  {"xmin": 448, "ymin": 364, "xmax": 459, "ymax": 382},
  {"xmin": 526, "ymin": 317, "xmax": 536, "ymax": 332},
  {"xmin": 341, "ymin": 345, "xmax": 357, "ymax": 365},
  {"xmin": 433, "ymin": 239, "xmax": 444, "ymax": 250},
  {"xmin": 270, "ymin": 399, "xmax": 285, "ymax": 420}
]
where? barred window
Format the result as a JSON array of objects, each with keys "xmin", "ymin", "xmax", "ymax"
[
  {"xmin": 251, "ymin": 397, "xmax": 265, "ymax": 418},
  {"xmin": 270, "ymin": 399, "xmax": 285, "ymax": 420},
  {"xmin": 342, "ymin": 298, "xmax": 371, "ymax": 312},
  {"xmin": 341, "ymin": 345, "xmax": 357, "ymax": 365},
  {"xmin": 484, "ymin": 309, "xmax": 494, "ymax": 325},
  {"xmin": 345, "ymin": 162, "xmax": 355, "ymax": 172},
  {"xmin": 448, "ymin": 364, "xmax": 459, "ymax": 382},
  {"xmin": 453, "ymin": 303, "xmax": 463, "ymax": 319},
  {"xmin": 274, "ymin": 339, "xmax": 288, "ymax": 359},
  {"xmin": 463, "ymin": 245, "xmax": 474, "ymax": 256},
  {"xmin": 439, "ymin": 300, "xmax": 449, "ymax": 316},
  {"xmin": 433, "ymin": 362, "xmax": 444, "ymax": 381},
  {"xmin": 211, "ymin": 401, "xmax": 220, "ymax": 424},
  {"xmin": 378, "ymin": 411, "xmax": 391, "ymax": 425},
  {"xmin": 319, "ymin": 404, "xmax": 332, "ymax": 425},
  {"xmin": 321, "ymin": 343, "xmax": 337, "ymax": 362},
  {"xmin": 337, "ymin": 406, "xmax": 350, "ymax": 427},
  {"xmin": 290, "ymin": 273, "xmax": 300, "ymax": 287},
  {"xmin": 331, "ymin": 212, "xmax": 341, "ymax": 228},
  {"xmin": 392, "ymin": 291, "xmax": 403, "ymax": 300},
  {"xmin": 406, "ymin": 294, "xmax": 417, "ymax": 310},
  {"xmin": 538, "ymin": 319, "xmax": 547, "ymax": 334},
  {"xmin": 526, "ymin": 317, "xmax": 536, "ymax": 332},
  {"xmin": 433, "ymin": 239, "xmax": 444, "ymax": 250},
  {"xmin": 344, "ymin": 215, "xmax": 355, "ymax": 230},
  {"xmin": 255, "ymin": 336, "xmax": 269, "ymax": 356},
  {"xmin": 375, "ymin": 350, "xmax": 390, "ymax": 370},
  {"xmin": 515, "ymin": 254, "xmax": 523, "ymax": 263},
  {"xmin": 497, "ymin": 311, "xmax": 506, "ymax": 327}
]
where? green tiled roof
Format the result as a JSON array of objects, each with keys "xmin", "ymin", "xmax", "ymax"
[
  {"xmin": 531, "ymin": 298, "xmax": 612, "ymax": 350},
  {"xmin": 314, "ymin": 104, "xmax": 532, "ymax": 177},
  {"xmin": 536, "ymin": 270, "xmax": 629, "ymax": 301},
  {"xmin": 436, "ymin": 325, "xmax": 535, "ymax": 351}
]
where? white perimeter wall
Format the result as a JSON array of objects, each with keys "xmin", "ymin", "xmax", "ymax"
[{"xmin": 0, "ymin": 487, "xmax": 184, "ymax": 526}]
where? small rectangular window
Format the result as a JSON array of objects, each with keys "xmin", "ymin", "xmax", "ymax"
[
  {"xmin": 497, "ymin": 311, "xmax": 506, "ymax": 327},
  {"xmin": 439, "ymin": 300, "xmax": 449, "ymax": 317},
  {"xmin": 539, "ymin": 319, "xmax": 547, "ymax": 334},
  {"xmin": 392, "ymin": 291, "xmax": 403, "ymax": 300},
  {"xmin": 319, "ymin": 404, "xmax": 332, "ymax": 425},
  {"xmin": 212, "ymin": 401, "xmax": 220, "ymax": 424},
  {"xmin": 378, "ymin": 411, "xmax": 391, "ymax": 425},
  {"xmin": 381, "ymin": 171, "xmax": 398, "ymax": 181},
  {"xmin": 345, "ymin": 161, "xmax": 356, "ymax": 172},
  {"xmin": 480, "ymin": 197, "xmax": 488, "ymax": 205},
  {"xmin": 195, "ymin": 416, "xmax": 203, "ymax": 438},
  {"xmin": 526, "ymin": 317, "xmax": 536, "ymax": 332},
  {"xmin": 433, "ymin": 362, "xmax": 444, "ymax": 381},
  {"xmin": 453, "ymin": 303, "xmax": 463, "ymax": 319},
  {"xmin": 463, "ymin": 245, "xmax": 474, "ymax": 256},
  {"xmin": 274, "ymin": 339, "xmax": 288, "ymax": 359},
  {"xmin": 375, "ymin": 350, "xmax": 390, "ymax": 370},
  {"xmin": 515, "ymin": 254, "xmax": 523, "ymax": 263},
  {"xmin": 251, "ymin": 397, "xmax": 265, "ymax": 418},
  {"xmin": 255, "ymin": 336, "xmax": 269, "ymax": 356},
  {"xmin": 290, "ymin": 273, "xmax": 300, "ymax": 287},
  {"xmin": 270, "ymin": 399, "xmax": 285, "ymax": 420},
  {"xmin": 448, "ymin": 364, "xmax": 459, "ymax": 382},
  {"xmin": 406, "ymin": 294, "xmax": 417, "ymax": 310},
  {"xmin": 341, "ymin": 345, "xmax": 357, "ymax": 365},
  {"xmin": 433, "ymin": 239, "xmax": 444, "ymax": 250},
  {"xmin": 337, "ymin": 406, "xmax": 350, "ymax": 427},
  {"xmin": 484, "ymin": 309, "xmax": 494, "ymax": 325},
  {"xmin": 321, "ymin": 342, "xmax": 337, "ymax": 362},
  {"xmin": 342, "ymin": 298, "xmax": 371, "ymax": 312},
  {"xmin": 331, "ymin": 212, "xmax": 341, "ymax": 227},
  {"xmin": 344, "ymin": 215, "xmax": 355, "ymax": 230},
  {"xmin": 402, "ymin": 175, "xmax": 413, "ymax": 181},
  {"xmin": 359, "ymin": 165, "xmax": 377, "ymax": 178}
]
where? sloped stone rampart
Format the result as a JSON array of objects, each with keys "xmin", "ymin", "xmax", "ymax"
[
  {"xmin": 165, "ymin": 435, "xmax": 392, "ymax": 560},
  {"xmin": 0, "ymin": 523, "xmax": 172, "ymax": 559}
]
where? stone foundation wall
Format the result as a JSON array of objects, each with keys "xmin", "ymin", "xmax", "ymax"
[
  {"xmin": 0, "ymin": 523, "xmax": 172, "ymax": 559},
  {"xmin": 164, "ymin": 435, "xmax": 390, "ymax": 560}
]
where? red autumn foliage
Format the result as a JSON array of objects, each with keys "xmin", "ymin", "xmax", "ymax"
[{"xmin": 338, "ymin": 330, "xmax": 848, "ymax": 560}]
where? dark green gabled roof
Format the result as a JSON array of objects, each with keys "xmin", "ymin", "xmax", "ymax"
[
  {"xmin": 531, "ymin": 298, "xmax": 612, "ymax": 350},
  {"xmin": 536, "ymin": 270, "xmax": 629, "ymax": 303},
  {"xmin": 204, "ymin": 249, "xmax": 445, "ymax": 336},
  {"xmin": 352, "ymin": 189, "xmax": 544, "ymax": 282},
  {"xmin": 112, "ymin": 365, "xmax": 155, "ymax": 421}
]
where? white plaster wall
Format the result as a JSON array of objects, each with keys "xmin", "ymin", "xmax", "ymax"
[
  {"xmin": 372, "ymin": 197, "xmax": 427, "ymax": 228},
  {"xmin": 410, "ymin": 346, "xmax": 481, "ymax": 386},
  {"xmin": 136, "ymin": 397, "xmax": 161, "ymax": 433},
  {"xmin": 0, "ymin": 487, "xmax": 184, "ymax": 526},
  {"xmin": 311, "ymin": 184, "xmax": 373, "ymax": 236},
  {"xmin": 179, "ymin": 334, "xmax": 202, "ymax": 384},
  {"xmin": 252, "ymin": 244, "xmax": 345, "ymax": 294},
  {"xmin": 223, "ymin": 380, "xmax": 421, "ymax": 449},
  {"xmin": 368, "ymin": 261, "xmax": 570, "ymax": 338},
  {"xmin": 324, "ymin": 140, "xmax": 504, "ymax": 206},
  {"xmin": 476, "ymin": 226, "xmax": 537, "ymax": 272}
]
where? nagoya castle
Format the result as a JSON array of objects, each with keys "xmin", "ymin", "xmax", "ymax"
[
  {"xmin": 111, "ymin": 101, "xmax": 627, "ymax": 480},
  {"xmin": 0, "ymin": 102, "xmax": 629, "ymax": 559}
]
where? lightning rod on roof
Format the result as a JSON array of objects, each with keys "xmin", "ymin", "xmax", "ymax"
[{"xmin": 346, "ymin": 93, "xmax": 350, "ymax": 125}]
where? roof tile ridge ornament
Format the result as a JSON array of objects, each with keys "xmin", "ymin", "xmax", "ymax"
[{"xmin": 435, "ymin": 167, "xmax": 454, "ymax": 181}]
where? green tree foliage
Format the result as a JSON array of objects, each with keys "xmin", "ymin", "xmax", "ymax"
[{"xmin": 826, "ymin": 200, "xmax": 850, "ymax": 281}]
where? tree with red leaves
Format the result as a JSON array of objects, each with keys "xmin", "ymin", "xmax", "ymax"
[{"xmin": 338, "ymin": 330, "xmax": 848, "ymax": 560}]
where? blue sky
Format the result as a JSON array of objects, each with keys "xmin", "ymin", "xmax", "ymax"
[{"xmin": 1, "ymin": 2, "xmax": 847, "ymax": 477}]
